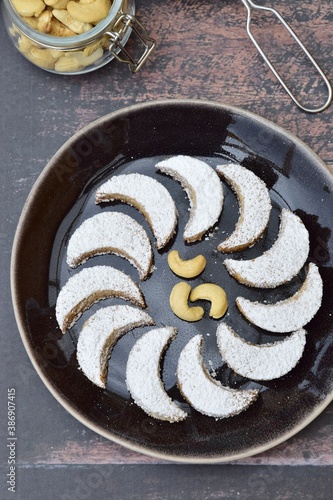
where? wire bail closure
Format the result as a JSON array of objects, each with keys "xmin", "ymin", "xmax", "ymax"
[
  {"xmin": 106, "ymin": 14, "xmax": 156, "ymax": 73},
  {"xmin": 241, "ymin": 0, "xmax": 332, "ymax": 113}
]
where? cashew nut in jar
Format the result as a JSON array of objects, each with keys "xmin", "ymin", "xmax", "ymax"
[
  {"xmin": 27, "ymin": 46, "xmax": 61, "ymax": 69},
  {"xmin": 12, "ymin": 0, "xmax": 45, "ymax": 18},
  {"xmin": 47, "ymin": 18, "xmax": 77, "ymax": 37},
  {"xmin": 83, "ymin": 36, "xmax": 107, "ymax": 57},
  {"xmin": 55, "ymin": 46, "xmax": 103, "ymax": 71},
  {"xmin": 67, "ymin": 0, "xmax": 111, "ymax": 24},
  {"xmin": 44, "ymin": 0, "xmax": 70, "ymax": 7},
  {"xmin": 17, "ymin": 34, "xmax": 39, "ymax": 54},
  {"xmin": 54, "ymin": 54, "xmax": 82, "ymax": 72},
  {"xmin": 52, "ymin": 9, "xmax": 93, "ymax": 34},
  {"xmin": 37, "ymin": 9, "xmax": 53, "ymax": 33}
]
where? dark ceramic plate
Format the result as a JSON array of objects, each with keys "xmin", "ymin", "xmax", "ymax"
[{"xmin": 11, "ymin": 100, "xmax": 333, "ymax": 463}]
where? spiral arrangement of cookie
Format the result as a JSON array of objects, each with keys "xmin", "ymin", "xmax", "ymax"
[{"xmin": 55, "ymin": 156, "xmax": 323, "ymax": 422}]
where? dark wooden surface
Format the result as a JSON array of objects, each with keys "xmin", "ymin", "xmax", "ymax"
[{"xmin": 1, "ymin": 0, "xmax": 332, "ymax": 498}]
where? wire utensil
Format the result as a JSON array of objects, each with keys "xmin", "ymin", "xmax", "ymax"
[{"xmin": 241, "ymin": 0, "xmax": 332, "ymax": 113}]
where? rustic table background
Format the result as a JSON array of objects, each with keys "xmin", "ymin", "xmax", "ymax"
[{"xmin": 0, "ymin": 0, "xmax": 332, "ymax": 498}]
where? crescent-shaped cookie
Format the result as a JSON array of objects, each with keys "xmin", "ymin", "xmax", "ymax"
[
  {"xmin": 236, "ymin": 263, "xmax": 323, "ymax": 333},
  {"xmin": 56, "ymin": 265, "xmax": 145, "ymax": 333},
  {"xmin": 66, "ymin": 212, "xmax": 153, "ymax": 280},
  {"xmin": 77, "ymin": 305, "xmax": 154, "ymax": 388},
  {"xmin": 126, "ymin": 327, "xmax": 187, "ymax": 422},
  {"xmin": 95, "ymin": 173, "xmax": 178, "ymax": 249},
  {"xmin": 216, "ymin": 163, "xmax": 271, "ymax": 252},
  {"xmin": 177, "ymin": 335, "xmax": 259, "ymax": 418},
  {"xmin": 156, "ymin": 155, "xmax": 224, "ymax": 242},
  {"xmin": 224, "ymin": 209, "xmax": 310, "ymax": 288},
  {"xmin": 216, "ymin": 324, "xmax": 307, "ymax": 380}
]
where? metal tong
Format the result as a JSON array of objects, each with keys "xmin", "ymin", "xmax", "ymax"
[{"xmin": 241, "ymin": 0, "xmax": 332, "ymax": 113}]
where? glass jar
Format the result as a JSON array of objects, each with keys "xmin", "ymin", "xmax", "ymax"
[{"xmin": 2, "ymin": 0, "xmax": 155, "ymax": 75}]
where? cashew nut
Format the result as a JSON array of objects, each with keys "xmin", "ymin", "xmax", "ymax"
[
  {"xmin": 9, "ymin": 25, "xmax": 20, "ymax": 37},
  {"xmin": 17, "ymin": 34, "xmax": 38, "ymax": 54},
  {"xmin": 45, "ymin": 0, "xmax": 69, "ymax": 7},
  {"xmin": 22, "ymin": 16, "xmax": 40, "ymax": 30},
  {"xmin": 168, "ymin": 250, "xmax": 206, "ymax": 279},
  {"xmin": 83, "ymin": 36, "xmax": 107, "ymax": 57},
  {"xmin": 190, "ymin": 284, "xmax": 228, "ymax": 319},
  {"xmin": 169, "ymin": 282, "xmax": 204, "ymax": 322},
  {"xmin": 37, "ymin": 9, "xmax": 53, "ymax": 33},
  {"xmin": 68, "ymin": 47, "xmax": 103, "ymax": 67},
  {"xmin": 27, "ymin": 47, "xmax": 60, "ymax": 69},
  {"xmin": 67, "ymin": 0, "xmax": 111, "ymax": 24},
  {"xmin": 52, "ymin": 9, "xmax": 93, "ymax": 34},
  {"xmin": 12, "ymin": 0, "xmax": 45, "ymax": 18},
  {"xmin": 49, "ymin": 17, "xmax": 76, "ymax": 37},
  {"xmin": 54, "ymin": 54, "xmax": 83, "ymax": 72}
]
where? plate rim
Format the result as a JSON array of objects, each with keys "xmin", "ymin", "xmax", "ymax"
[{"xmin": 10, "ymin": 98, "xmax": 333, "ymax": 463}]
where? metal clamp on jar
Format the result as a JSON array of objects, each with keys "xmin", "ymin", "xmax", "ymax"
[{"xmin": 2, "ymin": 0, "xmax": 156, "ymax": 75}]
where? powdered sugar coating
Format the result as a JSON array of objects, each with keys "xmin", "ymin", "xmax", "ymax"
[
  {"xmin": 224, "ymin": 209, "xmax": 310, "ymax": 288},
  {"xmin": 236, "ymin": 263, "xmax": 323, "ymax": 333},
  {"xmin": 216, "ymin": 163, "xmax": 271, "ymax": 252},
  {"xmin": 126, "ymin": 327, "xmax": 187, "ymax": 422},
  {"xmin": 176, "ymin": 335, "xmax": 259, "ymax": 418},
  {"xmin": 66, "ymin": 212, "xmax": 153, "ymax": 280},
  {"xmin": 156, "ymin": 155, "xmax": 224, "ymax": 242},
  {"xmin": 56, "ymin": 265, "xmax": 145, "ymax": 333},
  {"xmin": 216, "ymin": 324, "xmax": 307, "ymax": 380},
  {"xmin": 95, "ymin": 173, "xmax": 178, "ymax": 249},
  {"xmin": 77, "ymin": 305, "xmax": 154, "ymax": 388}
]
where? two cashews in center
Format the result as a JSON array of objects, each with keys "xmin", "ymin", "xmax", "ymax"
[{"xmin": 168, "ymin": 250, "xmax": 228, "ymax": 322}]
